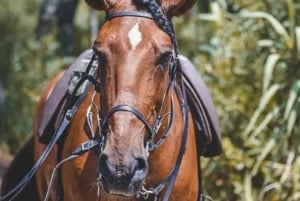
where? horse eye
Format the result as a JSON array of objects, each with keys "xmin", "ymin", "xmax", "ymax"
[{"xmin": 156, "ymin": 52, "xmax": 172, "ymax": 69}]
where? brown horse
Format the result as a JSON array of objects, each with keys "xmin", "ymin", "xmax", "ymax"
[{"xmin": 1, "ymin": 0, "xmax": 222, "ymax": 200}]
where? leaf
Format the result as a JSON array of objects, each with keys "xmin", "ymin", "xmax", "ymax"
[
  {"xmin": 257, "ymin": 39, "xmax": 276, "ymax": 47},
  {"xmin": 252, "ymin": 137, "xmax": 276, "ymax": 175},
  {"xmin": 244, "ymin": 171, "xmax": 254, "ymax": 201},
  {"xmin": 238, "ymin": 11, "xmax": 293, "ymax": 49},
  {"xmin": 258, "ymin": 183, "xmax": 281, "ymax": 201},
  {"xmin": 286, "ymin": 99, "xmax": 299, "ymax": 136},
  {"xmin": 296, "ymin": 27, "xmax": 300, "ymax": 59},
  {"xmin": 198, "ymin": 2, "xmax": 223, "ymax": 26},
  {"xmin": 244, "ymin": 84, "xmax": 282, "ymax": 136},
  {"xmin": 263, "ymin": 54, "xmax": 280, "ymax": 94},
  {"xmin": 258, "ymin": 84, "xmax": 282, "ymax": 111},
  {"xmin": 250, "ymin": 106, "xmax": 280, "ymax": 138},
  {"xmin": 284, "ymin": 80, "xmax": 300, "ymax": 120},
  {"xmin": 280, "ymin": 152, "xmax": 295, "ymax": 183}
]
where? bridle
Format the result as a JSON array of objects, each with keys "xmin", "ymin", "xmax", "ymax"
[
  {"xmin": 0, "ymin": 4, "xmax": 204, "ymax": 201},
  {"xmin": 96, "ymin": 9, "xmax": 192, "ymax": 201},
  {"xmin": 98, "ymin": 8, "xmax": 181, "ymax": 152}
]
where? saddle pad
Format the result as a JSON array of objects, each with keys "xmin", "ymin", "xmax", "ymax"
[
  {"xmin": 37, "ymin": 50, "xmax": 222, "ymax": 157},
  {"xmin": 179, "ymin": 55, "xmax": 222, "ymax": 157}
]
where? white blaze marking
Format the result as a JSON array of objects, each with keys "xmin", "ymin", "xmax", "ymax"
[{"xmin": 128, "ymin": 23, "xmax": 142, "ymax": 50}]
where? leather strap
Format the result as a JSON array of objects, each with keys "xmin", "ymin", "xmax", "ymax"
[
  {"xmin": 106, "ymin": 11, "xmax": 153, "ymax": 20},
  {"xmin": 161, "ymin": 79, "xmax": 189, "ymax": 201},
  {"xmin": 101, "ymin": 105, "xmax": 156, "ymax": 139},
  {"xmin": 0, "ymin": 54, "xmax": 98, "ymax": 201}
]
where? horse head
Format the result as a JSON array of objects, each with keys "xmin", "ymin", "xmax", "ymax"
[{"xmin": 85, "ymin": 0, "xmax": 196, "ymax": 197}]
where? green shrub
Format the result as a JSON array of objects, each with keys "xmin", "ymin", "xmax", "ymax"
[
  {"xmin": 0, "ymin": 0, "xmax": 91, "ymax": 152},
  {"xmin": 174, "ymin": 1, "xmax": 300, "ymax": 200}
]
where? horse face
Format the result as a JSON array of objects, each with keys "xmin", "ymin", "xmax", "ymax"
[
  {"xmin": 94, "ymin": 17, "xmax": 172, "ymax": 196},
  {"xmin": 87, "ymin": 0, "xmax": 197, "ymax": 197}
]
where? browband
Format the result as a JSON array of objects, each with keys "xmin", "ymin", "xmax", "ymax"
[{"xmin": 106, "ymin": 11, "xmax": 153, "ymax": 20}]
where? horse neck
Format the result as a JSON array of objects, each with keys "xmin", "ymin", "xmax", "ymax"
[{"xmin": 147, "ymin": 89, "xmax": 189, "ymax": 181}]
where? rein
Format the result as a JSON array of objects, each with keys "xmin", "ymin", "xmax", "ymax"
[
  {"xmin": 0, "ymin": 7, "xmax": 205, "ymax": 201},
  {"xmin": 0, "ymin": 55, "xmax": 99, "ymax": 201}
]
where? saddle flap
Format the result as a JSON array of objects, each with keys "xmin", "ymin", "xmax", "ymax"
[
  {"xmin": 38, "ymin": 49, "xmax": 95, "ymax": 143},
  {"xmin": 179, "ymin": 55, "xmax": 222, "ymax": 157}
]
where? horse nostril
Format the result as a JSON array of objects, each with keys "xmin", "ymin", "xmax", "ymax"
[
  {"xmin": 99, "ymin": 153, "xmax": 108, "ymax": 166},
  {"xmin": 130, "ymin": 157, "xmax": 147, "ymax": 182},
  {"xmin": 134, "ymin": 157, "xmax": 147, "ymax": 172},
  {"xmin": 98, "ymin": 153, "xmax": 111, "ymax": 176},
  {"xmin": 98, "ymin": 153, "xmax": 147, "ymax": 181}
]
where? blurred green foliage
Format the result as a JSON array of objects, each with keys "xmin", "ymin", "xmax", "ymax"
[
  {"xmin": 0, "ymin": 0, "xmax": 299, "ymax": 200},
  {"xmin": 175, "ymin": 1, "xmax": 300, "ymax": 200},
  {"xmin": 0, "ymin": 0, "xmax": 91, "ymax": 151}
]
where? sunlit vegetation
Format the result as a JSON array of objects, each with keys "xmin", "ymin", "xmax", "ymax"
[{"xmin": 0, "ymin": 0, "xmax": 299, "ymax": 200}]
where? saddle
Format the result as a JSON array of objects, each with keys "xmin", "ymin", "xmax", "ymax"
[
  {"xmin": 37, "ymin": 50, "xmax": 222, "ymax": 157},
  {"xmin": 179, "ymin": 55, "xmax": 222, "ymax": 157}
]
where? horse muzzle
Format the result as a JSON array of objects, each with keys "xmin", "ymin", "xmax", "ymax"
[{"xmin": 98, "ymin": 153, "xmax": 148, "ymax": 196}]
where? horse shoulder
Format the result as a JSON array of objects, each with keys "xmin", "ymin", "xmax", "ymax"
[{"xmin": 33, "ymin": 70, "xmax": 66, "ymax": 200}]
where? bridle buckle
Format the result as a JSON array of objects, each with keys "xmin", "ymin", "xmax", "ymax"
[{"xmin": 136, "ymin": 187, "xmax": 158, "ymax": 201}]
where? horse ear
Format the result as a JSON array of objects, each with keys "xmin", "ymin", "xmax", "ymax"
[
  {"xmin": 161, "ymin": 0, "xmax": 196, "ymax": 17},
  {"xmin": 85, "ymin": 0, "xmax": 117, "ymax": 11}
]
